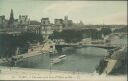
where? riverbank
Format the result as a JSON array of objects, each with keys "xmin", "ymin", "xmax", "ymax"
[
  {"xmin": 96, "ymin": 45, "xmax": 127, "ymax": 75},
  {"xmin": 0, "ymin": 66, "xmax": 127, "ymax": 81},
  {"xmin": 0, "ymin": 40, "xmax": 54, "ymax": 66}
]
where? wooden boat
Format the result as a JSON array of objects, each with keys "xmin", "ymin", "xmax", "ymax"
[{"xmin": 50, "ymin": 55, "xmax": 66, "ymax": 65}]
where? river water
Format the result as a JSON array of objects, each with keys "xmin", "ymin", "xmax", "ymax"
[
  {"xmin": 1, "ymin": 35, "xmax": 127, "ymax": 73},
  {"xmin": 16, "ymin": 35, "xmax": 127, "ymax": 73},
  {"xmin": 17, "ymin": 47, "xmax": 107, "ymax": 73}
]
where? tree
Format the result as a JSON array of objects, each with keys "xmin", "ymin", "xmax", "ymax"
[
  {"xmin": 82, "ymin": 29, "xmax": 102, "ymax": 40},
  {"xmin": 0, "ymin": 32, "xmax": 44, "ymax": 57},
  {"xmin": 101, "ymin": 28, "xmax": 112, "ymax": 36},
  {"xmin": 49, "ymin": 30, "xmax": 83, "ymax": 43}
]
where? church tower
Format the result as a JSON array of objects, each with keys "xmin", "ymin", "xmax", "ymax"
[{"xmin": 8, "ymin": 9, "xmax": 14, "ymax": 27}]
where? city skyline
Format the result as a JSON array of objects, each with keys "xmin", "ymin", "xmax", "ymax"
[{"xmin": 0, "ymin": 0, "xmax": 127, "ymax": 25}]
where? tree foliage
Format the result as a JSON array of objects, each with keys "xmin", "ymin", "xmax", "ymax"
[
  {"xmin": 0, "ymin": 32, "xmax": 44, "ymax": 57},
  {"xmin": 49, "ymin": 30, "xmax": 83, "ymax": 43},
  {"xmin": 100, "ymin": 28, "xmax": 112, "ymax": 36}
]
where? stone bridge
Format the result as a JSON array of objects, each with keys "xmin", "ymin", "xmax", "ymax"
[{"xmin": 55, "ymin": 43, "xmax": 117, "ymax": 52}]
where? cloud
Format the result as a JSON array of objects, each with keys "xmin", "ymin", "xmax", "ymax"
[
  {"xmin": 102, "ymin": 12, "xmax": 127, "ymax": 25},
  {"xmin": 0, "ymin": 0, "xmax": 127, "ymax": 24},
  {"xmin": 43, "ymin": 2, "xmax": 84, "ymax": 14},
  {"xmin": 28, "ymin": 1, "xmax": 92, "ymax": 22}
]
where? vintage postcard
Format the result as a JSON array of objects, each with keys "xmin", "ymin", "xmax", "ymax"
[{"xmin": 0, "ymin": 0, "xmax": 127, "ymax": 81}]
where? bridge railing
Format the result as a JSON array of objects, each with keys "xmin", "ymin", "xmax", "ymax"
[{"xmin": 55, "ymin": 42, "xmax": 120, "ymax": 47}]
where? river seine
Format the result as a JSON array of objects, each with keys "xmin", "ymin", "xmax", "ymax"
[
  {"xmin": 16, "ymin": 47, "xmax": 107, "ymax": 73},
  {"xmin": 16, "ymin": 35, "xmax": 127, "ymax": 73}
]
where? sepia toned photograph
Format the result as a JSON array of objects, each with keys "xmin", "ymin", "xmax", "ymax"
[{"xmin": 0, "ymin": 0, "xmax": 127, "ymax": 81}]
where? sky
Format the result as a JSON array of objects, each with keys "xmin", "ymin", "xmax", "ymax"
[{"xmin": 0, "ymin": 0, "xmax": 127, "ymax": 25}]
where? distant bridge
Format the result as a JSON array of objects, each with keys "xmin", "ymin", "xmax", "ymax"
[
  {"xmin": 52, "ymin": 26, "xmax": 126, "ymax": 31},
  {"xmin": 55, "ymin": 43, "xmax": 117, "ymax": 52}
]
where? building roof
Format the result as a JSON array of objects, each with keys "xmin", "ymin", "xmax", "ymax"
[
  {"xmin": 41, "ymin": 18, "xmax": 49, "ymax": 20},
  {"xmin": 30, "ymin": 20, "xmax": 41, "ymax": 25}
]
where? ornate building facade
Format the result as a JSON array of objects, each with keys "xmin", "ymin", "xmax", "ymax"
[
  {"xmin": 41, "ymin": 18, "xmax": 53, "ymax": 40},
  {"xmin": 54, "ymin": 19, "xmax": 63, "ymax": 32}
]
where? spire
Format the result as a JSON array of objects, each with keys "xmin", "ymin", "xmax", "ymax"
[
  {"xmin": 79, "ymin": 20, "xmax": 84, "ymax": 25},
  {"xmin": 8, "ymin": 9, "xmax": 14, "ymax": 25},
  {"xmin": 64, "ymin": 16, "xmax": 68, "ymax": 20}
]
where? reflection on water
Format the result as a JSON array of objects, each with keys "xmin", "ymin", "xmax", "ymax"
[
  {"xmin": 17, "ymin": 47, "xmax": 107, "ymax": 73},
  {"xmin": 16, "ymin": 36, "xmax": 127, "ymax": 73}
]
